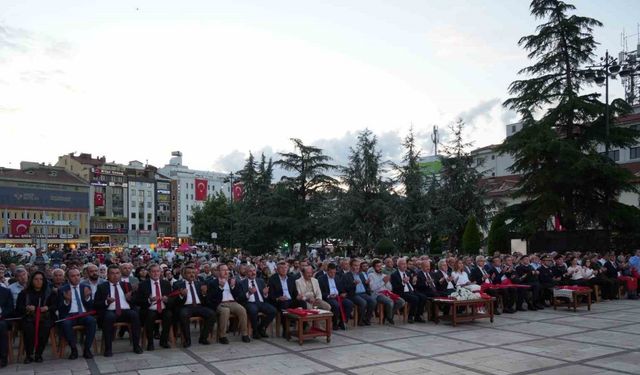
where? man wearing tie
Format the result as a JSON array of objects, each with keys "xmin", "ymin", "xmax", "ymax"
[
  {"xmin": 210, "ymin": 264, "xmax": 250, "ymax": 344},
  {"xmin": 415, "ymin": 260, "xmax": 439, "ymax": 298},
  {"xmin": 391, "ymin": 258, "xmax": 426, "ymax": 323},
  {"xmin": 135, "ymin": 264, "xmax": 173, "ymax": 350},
  {"xmin": 57, "ymin": 268, "xmax": 96, "ymax": 360},
  {"xmin": 173, "ymin": 266, "xmax": 216, "ymax": 348},
  {"xmin": 239, "ymin": 265, "xmax": 277, "ymax": 339},
  {"xmin": 94, "ymin": 265, "xmax": 142, "ymax": 357}
]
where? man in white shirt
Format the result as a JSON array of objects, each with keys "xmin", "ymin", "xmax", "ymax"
[
  {"xmin": 57, "ymin": 268, "xmax": 96, "ymax": 359},
  {"xmin": 211, "ymin": 264, "xmax": 250, "ymax": 344},
  {"xmin": 369, "ymin": 259, "xmax": 405, "ymax": 324},
  {"xmin": 8, "ymin": 267, "xmax": 28, "ymax": 307}
]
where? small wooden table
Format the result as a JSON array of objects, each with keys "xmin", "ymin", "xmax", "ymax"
[
  {"xmin": 553, "ymin": 288, "xmax": 592, "ymax": 312},
  {"xmin": 431, "ymin": 297, "xmax": 495, "ymax": 327},
  {"xmin": 283, "ymin": 310, "xmax": 333, "ymax": 345}
]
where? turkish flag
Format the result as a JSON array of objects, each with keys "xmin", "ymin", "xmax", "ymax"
[
  {"xmin": 95, "ymin": 192, "xmax": 105, "ymax": 207},
  {"xmin": 163, "ymin": 239, "xmax": 171, "ymax": 248},
  {"xmin": 554, "ymin": 216, "xmax": 564, "ymax": 231},
  {"xmin": 10, "ymin": 219, "xmax": 31, "ymax": 236},
  {"xmin": 195, "ymin": 179, "xmax": 207, "ymax": 201},
  {"xmin": 232, "ymin": 182, "xmax": 244, "ymax": 202}
]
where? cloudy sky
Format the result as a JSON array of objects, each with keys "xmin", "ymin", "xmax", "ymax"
[{"xmin": 1, "ymin": 0, "xmax": 637, "ymax": 173}]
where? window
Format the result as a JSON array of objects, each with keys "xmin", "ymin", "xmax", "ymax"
[
  {"xmin": 511, "ymin": 125, "xmax": 516, "ymax": 134},
  {"xmin": 602, "ymin": 150, "xmax": 620, "ymax": 161},
  {"xmin": 147, "ymin": 213, "xmax": 152, "ymax": 222},
  {"xmin": 131, "ymin": 189, "xmax": 136, "ymax": 196},
  {"xmin": 147, "ymin": 201, "xmax": 152, "ymax": 208},
  {"xmin": 631, "ymin": 147, "xmax": 640, "ymax": 160},
  {"xmin": 191, "ymin": 194, "xmax": 194, "ymax": 200},
  {"xmin": 131, "ymin": 213, "xmax": 136, "ymax": 219},
  {"xmin": 131, "ymin": 224, "xmax": 136, "ymax": 230},
  {"xmin": 147, "ymin": 225, "xmax": 152, "ymax": 230}
]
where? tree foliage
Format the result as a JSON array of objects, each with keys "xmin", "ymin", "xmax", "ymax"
[
  {"xmin": 498, "ymin": 0, "xmax": 640, "ymax": 237},
  {"xmin": 461, "ymin": 216, "xmax": 482, "ymax": 254}
]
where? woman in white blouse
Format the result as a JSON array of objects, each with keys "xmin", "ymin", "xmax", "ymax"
[
  {"xmin": 452, "ymin": 260, "xmax": 481, "ymax": 292},
  {"xmin": 567, "ymin": 257, "xmax": 589, "ymax": 286}
]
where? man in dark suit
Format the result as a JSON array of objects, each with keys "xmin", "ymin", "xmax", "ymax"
[
  {"xmin": 318, "ymin": 263, "xmax": 354, "ymax": 330},
  {"xmin": 94, "ymin": 265, "xmax": 143, "ymax": 357},
  {"xmin": 134, "ymin": 264, "xmax": 173, "ymax": 350},
  {"xmin": 268, "ymin": 260, "xmax": 301, "ymax": 336},
  {"xmin": 0, "ymin": 286, "xmax": 13, "ymax": 367},
  {"xmin": 415, "ymin": 260, "xmax": 439, "ymax": 298},
  {"xmin": 516, "ymin": 255, "xmax": 544, "ymax": 310},
  {"xmin": 603, "ymin": 252, "xmax": 623, "ymax": 298},
  {"xmin": 238, "ymin": 265, "xmax": 277, "ymax": 339},
  {"xmin": 173, "ymin": 266, "xmax": 216, "ymax": 347},
  {"xmin": 486, "ymin": 257, "xmax": 517, "ymax": 313},
  {"xmin": 56, "ymin": 268, "xmax": 97, "ymax": 359},
  {"xmin": 343, "ymin": 259, "xmax": 376, "ymax": 326},
  {"xmin": 391, "ymin": 258, "xmax": 426, "ymax": 323},
  {"xmin": 538, "ymin": 255, "xmax": 556, "ymax": 306}
]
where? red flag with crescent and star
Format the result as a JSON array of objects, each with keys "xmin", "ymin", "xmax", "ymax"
[
  {"xmin": 94, "ymin": 192, "xmax": 105, "ymax": 207},
  {"xmin": 232, "ymin": 182, "xmax": 244, "ymax": 202},
  {"xmin": 195, "ymin": 179, "xmax": 208, "ymax": 201},
  {"xmin": 10, "ymin": 219, "xmax": 31, "ymax": 236}
]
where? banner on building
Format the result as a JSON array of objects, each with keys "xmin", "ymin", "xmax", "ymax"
[
  {"xmin": 10, "ymin": 219, "xmax": 31, "ymax": 236},
  {"xmin": 94, "ymin": 192, "xmax": 105, "ymax": 207},
  {"xmin": 195, "ymin": 179, "xmax": 208, "ymax": 201},
  {"xmin": 232, "ymin": 182, "xmax": 244, "ymax": 202}
]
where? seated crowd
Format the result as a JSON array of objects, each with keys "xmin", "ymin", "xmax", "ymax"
[{"xmin": 0, "ymin": 248, "xmax": 638, "ymax": 366}]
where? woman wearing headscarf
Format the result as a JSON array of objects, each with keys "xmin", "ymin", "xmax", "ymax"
[{"xmin": 16, "ymin": 270, "xmax": 55, "ymax": 363}]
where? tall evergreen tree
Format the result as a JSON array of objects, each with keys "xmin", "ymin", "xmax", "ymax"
[
  {"xmin": 191, "ymin": 192, "xmax": 231, "ymax": 246},
  {"xmin": 498, "ymin": 0, "xmax": 639, "ymax": 237},
  {"xmin": 438, "ymin": 119, "xmax": 491, "ymax": 250},
  {"xmin": 461, "ymin": 215, "xmax": 482, "ymax": 254},
  {"xmin": 337, "ymin": 129, "xmax": 395, "ymax": 251},
  {"xmin": 275, "ymin": 138, "xmax": 337, "ymax": 254},
  {"xmin": 395, "ymin": 127, "xmax": 430, "ymax": 251}
]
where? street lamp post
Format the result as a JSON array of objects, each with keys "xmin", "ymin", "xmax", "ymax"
[{"xmin": 583, "ymin": 51, "xmax": 622, "ymax": 250}]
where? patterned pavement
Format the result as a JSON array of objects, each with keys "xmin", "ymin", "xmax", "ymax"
[{"xmin": 5, "ymin": 299, "xmax": 640, "ymax": 375}]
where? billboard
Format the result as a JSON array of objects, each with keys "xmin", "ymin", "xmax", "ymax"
[
  {"xmin": 0, "ymin": 186, "xmax": 89, "ymax": 210},
  {"xmin": 418, "ymin": 159, "xmax": 443, "ymax": 176}
]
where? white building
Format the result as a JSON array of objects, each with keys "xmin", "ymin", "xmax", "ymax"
[
  {"xmin": 126, "ymin": 161, "xmax": 157, "ymax": 247},
  {"xmin": 158, "ymin": 151, "xmax": 230, "ymax": 243}
]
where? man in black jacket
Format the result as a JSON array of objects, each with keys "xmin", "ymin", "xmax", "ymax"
[
  {"xmin": 238, "ymin": 265, "xmax": 276, "ymax": 339},
  {"xmin": 135, "ymin": 264, "xmax": 173, "ymax": 350},
  {"xmin": 515, "ymin": 255, "xmax": 543, "ymax": 310},
  {"xmin": 268, "ymin": 260, "xmax": 301, "ymax": 336},
  {"xmin": 537, "ymin": 256, "xmax": 556, "ymax": 306},
  {"xmin": 469, "ymin": 256, "xmax": 503, "ymax": 315},
  {"xmin": 173, "ymin": 266, "xmax": 216, "ymax": 347},
  {"xmin": 486, "ymin": 257, "xmax": 517, "ymax": 314},
  {"xmin": 56, "ymin": 268, "xmax": 96, "ymax": 359},
  {"xmin": 343, "ymin": 259, "xmax": 376, "ymax": 326},
  {"xmin": 94, "ymin": 265, "xmax": 143, "ymax": 357},
  {"xmin": 0, "ymin": 286, "xmax": 14, "ymax": 367},
  {"xmin": 318, "ymin": 263, "xmax": 354, "ymax": 330},
  {"xmin": 391, "ymin": 258, "xmax": 426, "ymax": 323}
]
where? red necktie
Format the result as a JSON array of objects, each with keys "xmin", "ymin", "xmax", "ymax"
[
  {"xmin": 155, "ymin": 281, "xmax": 163, "ymax": 313},
  {"xmin": 113, "ymin": 283, "xmax": 122, "ymax": 316}
]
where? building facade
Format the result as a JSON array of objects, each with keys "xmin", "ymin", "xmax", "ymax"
[
  {"xmin": 125, "ymin": 161, "xmax": 157, "ymax": 247},
  {"xmin": 56, "ymin": 153, "xmax": 129, "ymax": 249},
  {"xmin": 0, "ymin": 163, "xmax": 90, "ymax": 249},
  {"xmin": 159, "ymin": 151, "xmax": 229, "ymax": 243}
]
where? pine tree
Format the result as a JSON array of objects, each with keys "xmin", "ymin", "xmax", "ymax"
[
  {"xmin": 275, "ymin": 138, "xmax": 337, "ymax": 255},
  {"xmin": 461, "ymin": 216, "xmax": 482, "ymax": 254},
  {"xmin": 498, "ymin": 0, "xmax": 640, "ymax": 237}
]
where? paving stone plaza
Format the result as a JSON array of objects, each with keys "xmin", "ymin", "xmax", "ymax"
[{"xmin": 4, "ymin": 299, "xmax": 639, "ymax": 375}]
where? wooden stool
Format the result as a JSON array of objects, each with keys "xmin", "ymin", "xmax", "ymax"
[
  {"xmin": 593, "ymin": 285, "xmax": 602, "ymax": 303},
  {"xmin": 7, "ymin": 326, "xmax": 14, "ymax": 364},
  {"xmin": 247, "ymin": 312, "xmax": 275, "ymax": 337},
  {"xmin": 17, "ymin": 327, "xmax": 57, "ymax": 362},
  {"xmin": 182, "ymin": 317, "xmax": 210, "ymax": 346},
  {"xmin": 142, "ymin": 320, "xmax": 175, "ymax": 348},
  {"xmin": 57, "ymin": 325, "xmax": 98, "ymax": 359},
  {"xmin": 99, "ymin": 322, "xmax": 132, "ymax": 354}
]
